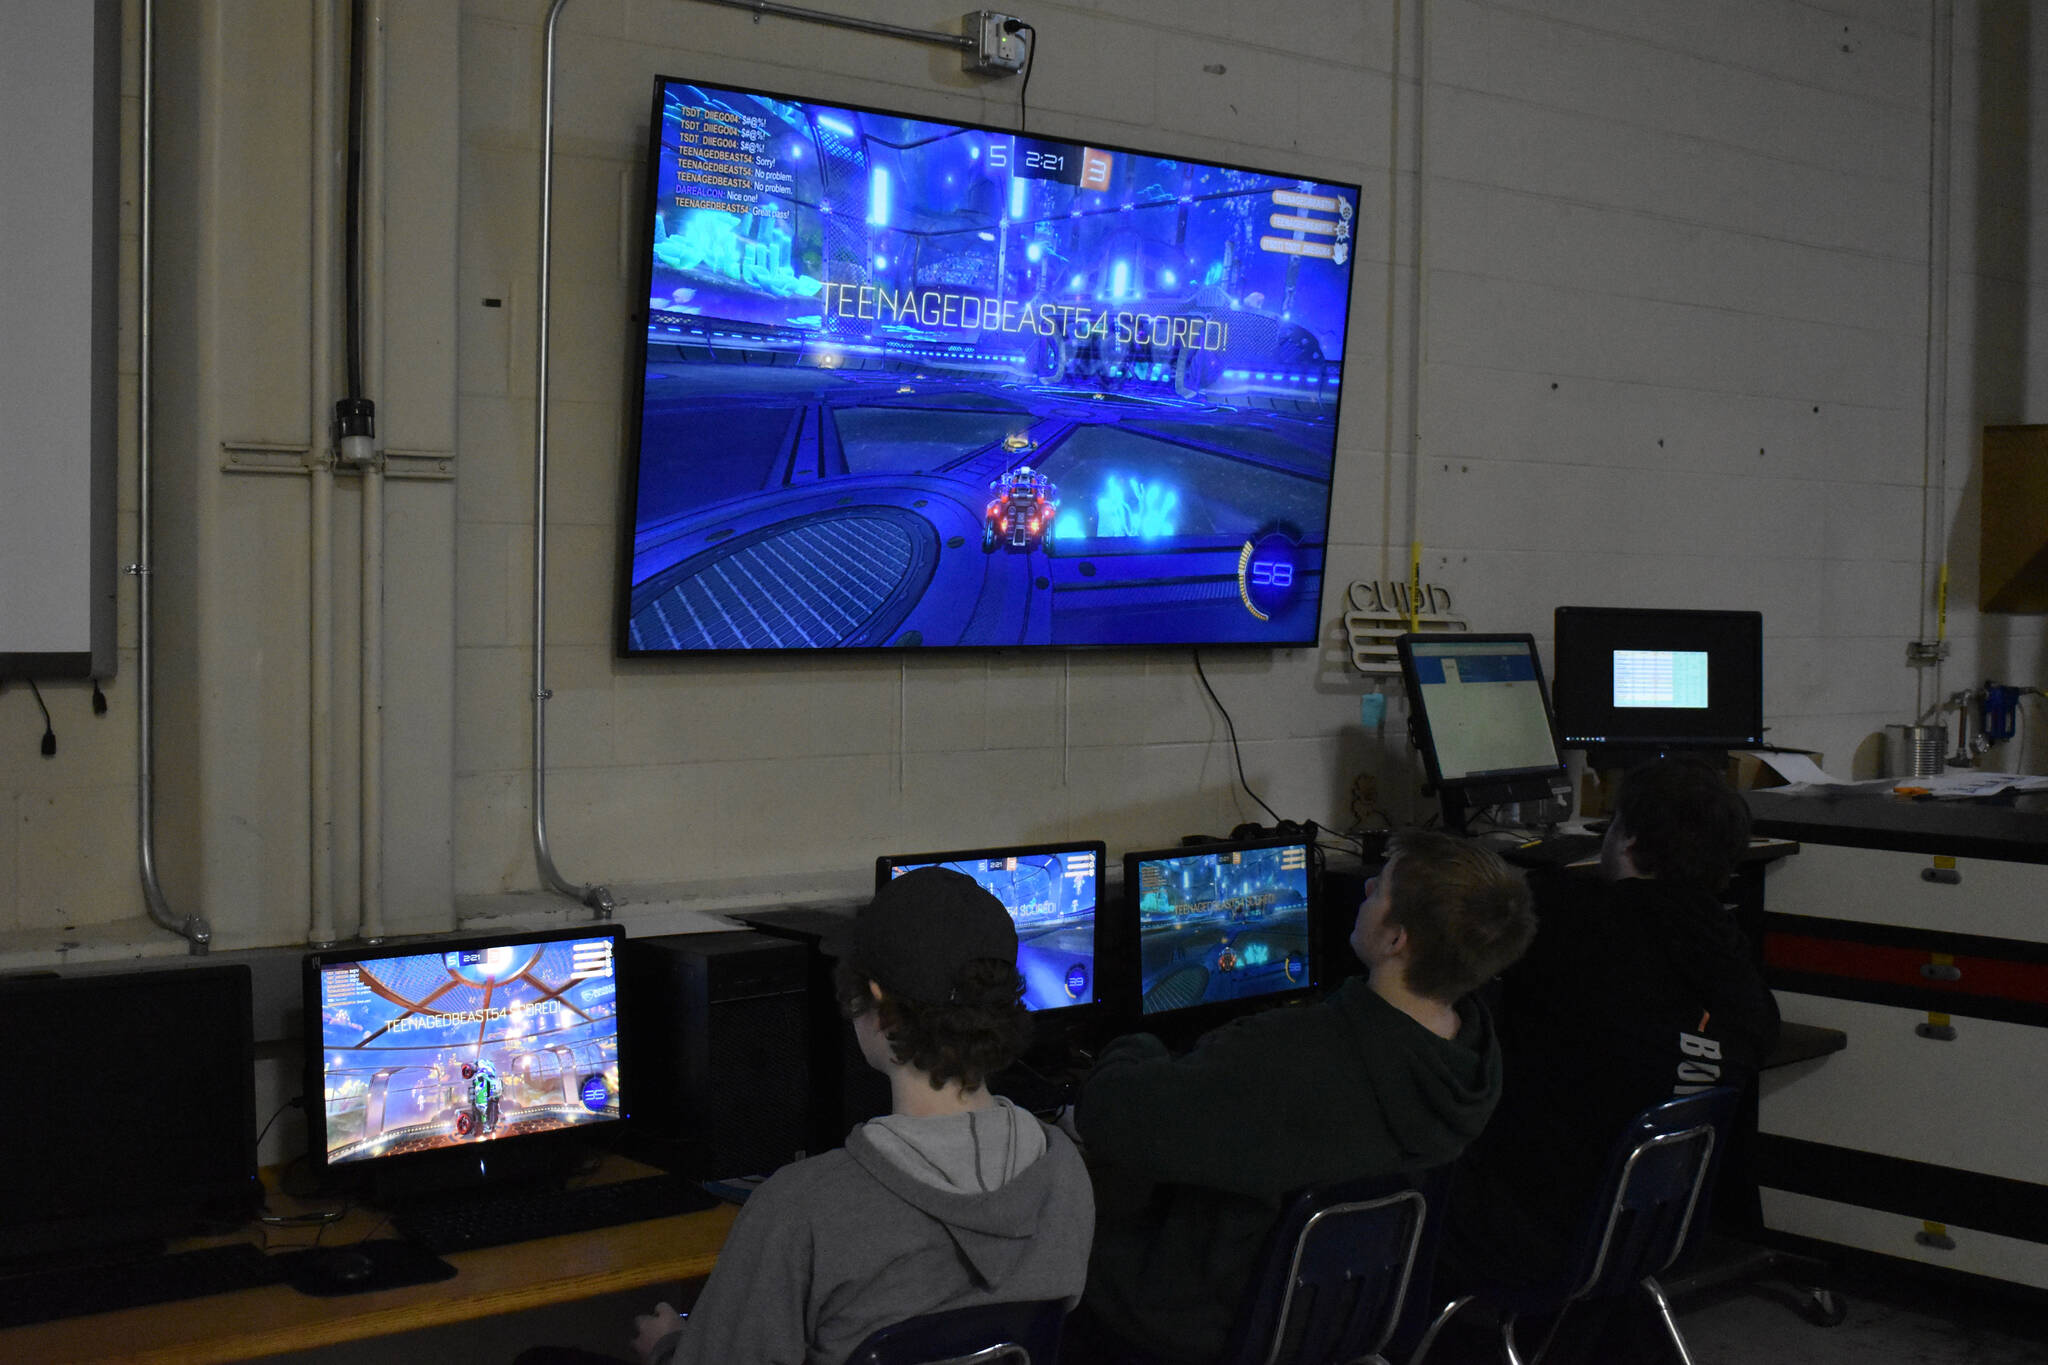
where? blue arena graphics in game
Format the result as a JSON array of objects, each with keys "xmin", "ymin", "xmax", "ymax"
[
  {"xmin": 1129, "ymin": 841, "xmax": 1313, "ymax": 1015},
  {"xmin": 878, "ymin": 843, "xmax": 1103, "ymax": 1011},
  {"xmin": 309, "ymin": 931, "xmax": 624, "ymax": 1167},
  {"xmin": 623, "ymin": 78, "xmax": 1360, "ymax": 652}
]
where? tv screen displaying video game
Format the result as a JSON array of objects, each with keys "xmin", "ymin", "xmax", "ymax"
[
  {"xmin": 879, "ymin": 843, "xmax": 1102, "ymax": 1011},
  {"xmin": 622, "ymin": 77, "xmax": 1360, "ymax": 652},
  {"xmin": 1128, "ymin": 840, "xmax": 1313, "ymax": 1015},
  {"xmin": 308, "ymin": 930, "xmax": 624, "ymax": 1167}
]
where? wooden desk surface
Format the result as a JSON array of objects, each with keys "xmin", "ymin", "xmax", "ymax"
[{"xmin": 0, "ymin": 1201, "xmax": 737, "ymax": 1365}]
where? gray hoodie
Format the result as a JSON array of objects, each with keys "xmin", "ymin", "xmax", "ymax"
[{"xmin": 659, "ymin": 1100, "xmax": 1093, "ymax": 1365}]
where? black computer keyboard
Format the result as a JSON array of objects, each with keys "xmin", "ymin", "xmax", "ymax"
[
  {"xmin": 391, "ymin": 1174, "xmax": 719, "ymax": 1255},
  {"xmin": 1500, "ymin": 831, "xmax": 1606, "ymax": 868},
  {"xmin": 0, "ymin": 1241, "xmax": 291, "ymax": 1328}
]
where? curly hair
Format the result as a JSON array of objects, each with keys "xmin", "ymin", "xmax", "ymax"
[
  {"xmin": 1381, "ymin": 829, "xmax": 1536, "ymax": 1002},
  {"xmin": 834, "ymin": 957, "xmax": 1031, "ymax": 1092},
  {"xmin": 1612, "ymin": 756, "xmax": 1750, "ymax": 892}
]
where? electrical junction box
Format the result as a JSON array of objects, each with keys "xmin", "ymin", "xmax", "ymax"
[{"xmin": 964, "ymin": 11, "xmax": 1030, "ymax": 74}]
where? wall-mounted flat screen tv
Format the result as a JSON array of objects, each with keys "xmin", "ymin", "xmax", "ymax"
[{"xmin": 620, "ymin": 77, "xmax": 1361, "ymax": 653}]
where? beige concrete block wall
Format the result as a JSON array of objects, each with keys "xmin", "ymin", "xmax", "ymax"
[{"xmin": 5, "ymin": 0, "xmax": 2046, "ymax": 951}]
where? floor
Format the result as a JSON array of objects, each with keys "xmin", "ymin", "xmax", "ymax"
[
  {"xmin": 263, "ymin": 1258, "xmax": 2048, "ymax": 1363},
  {"xmin": 1680, "ymin": 1262, "xmax": 2048, "ymax": 1365}
]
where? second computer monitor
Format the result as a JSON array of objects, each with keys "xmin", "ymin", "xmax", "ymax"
[
  {"xmin": 875, "ymin": 842, "xmax": 1105, "ymax": 1013},
  {"xmin": 1125, "ymin": 838, "xmax": 1317, "ymax": 1021}
]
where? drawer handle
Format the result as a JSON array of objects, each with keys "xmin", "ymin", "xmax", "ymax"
[
  {"xmin": 1920, "ymin": 963, "xmax": 1962, "ymax": 982},
  {"xmin": 1920, "ymin": 868, "xmax": 1961, "ymax": 885},
  {"xmin": 1915, "ymin": 1022, "xmax": 1957, "ymax": 1041},
  {"xmin": 1915, "ymin": 1229, "xmax": 1956, "ymax": 1252}
]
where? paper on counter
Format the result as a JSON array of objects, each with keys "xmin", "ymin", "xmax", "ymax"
[
  {"xmin": 1740, "ymin": 751, "xmax": 1847, "ymax": 787},
  {"xmin": 1890, "ymin": 771, "xmax": 2048, "ymax": 797}
]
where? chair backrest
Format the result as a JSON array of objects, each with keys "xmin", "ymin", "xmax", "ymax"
[
  {"xmin": 1219, "ymin": 1169, "xmax": 1442, "ymax": 1365},
  {"xmin": 842, "ymin": 1297, "xmax": 1068, "ymax": 1365},
  {"xmin": 1563, "ymin": 1086, "xmax": 1739, "ymax": 1304}
]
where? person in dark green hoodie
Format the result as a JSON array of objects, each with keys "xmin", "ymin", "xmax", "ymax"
[{"xmin": 1071, "ymin": 830, "xmax": 1536, "ymax": 1364}]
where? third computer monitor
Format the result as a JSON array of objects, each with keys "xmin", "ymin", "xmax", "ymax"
[
  {"xmin": 875, "ymin": 842, "xmax": 1105, "ymax": 1014},
  {"xmin": 1124, "ymin": 837, "xmax": 1316, "ymax": 1024},
  {"xmin": 1397, "ymin": 633, "xmax": 1569, "ymax": 831},
  {"xmin": 1550, "ymin": 606, "xmax": 1763, "ymax": 750}
]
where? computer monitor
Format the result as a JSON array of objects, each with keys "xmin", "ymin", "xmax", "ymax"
[
  {"xmin": 1550, "ymin": 606, "xmax": 1764, "ymax": 752},
  {"xmin": 1122, "ymin": 837, "xmax": 1317, "ymax": 1025},
  {"xmin": 0, "ymin": 964, "xmax": 259, "ymax": 1262},
  {"xmin": 875, "ymin": 842, "xmax": 1105, "ymax": 1017},
  {"xmin": 304, "ymin": 926, "xmax": 628, "ymax": 1193},
  {"xmin": 1396, "ymin": 633, "xmax": 1571, "ymax": 832}
]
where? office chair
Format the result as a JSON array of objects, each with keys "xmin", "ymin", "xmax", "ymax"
[
  {"xmin": 1216, "ymin": 1169, "xmax": 1443, "ymax": 1365},
  {"xmin": 1413, "ymin": 1087, "xmax": 1740, "ymax": 1365},
  {"xmin": 843, "ymin": 1297, "xmax": 1069, "ymax": 1365}
]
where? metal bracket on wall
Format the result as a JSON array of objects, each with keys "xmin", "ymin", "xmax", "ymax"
[
  {"xmin": 219, "ymin": 441, "xmax": 316, "ymax": 474},
  {"xmin": 220, "ymin": 442, "xmax": 452, "ymax": 480}
]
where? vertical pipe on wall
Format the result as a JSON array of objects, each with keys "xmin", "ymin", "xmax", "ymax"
[
  {"xmin": 1916, "ymin": 0, "xmax": 1955, "ymax": 719},
  {"xmin": 136, "ymin": 0, "xmax": 209, "ymax": 953},
  {"xmin": 308, "ymin": 0, "xmax": 339, "ymax": 946},
  {"xmin": 533, "ymin": 0, "xmax": 614, "ymax": 918},
  {"xmin": 358, "ymin": 0, "xmax": 387, "ymax": 941},
  {"xmin": 1377, "ymin": 0, "xmax": 1403, "ymax": 593},
  {"xmin": 1405, "ymin": 0, "xmax": 1432, "ymax": 629}
]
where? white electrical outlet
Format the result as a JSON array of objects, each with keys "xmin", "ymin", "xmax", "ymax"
[{"xmin": 964, "ymin": 11, "xmax": 1030, "ymax": 75}]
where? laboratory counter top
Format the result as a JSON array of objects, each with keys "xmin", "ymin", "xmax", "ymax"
[{"xmin": 1744, "ymin": 788, "xmax": 2048, "ymax": 864}]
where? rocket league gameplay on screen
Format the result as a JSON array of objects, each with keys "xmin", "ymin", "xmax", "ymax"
[
  {"xmin": 1134, "ymin": 843, "xmax": 1311, "ymax": 1014},
  {"xmin": 885, "ymin": 847, "xmax": 1099, "ymax": 1010},
  {"xmin": 623, "ymin": 78, "xmax": 1360, "ymax": 653},
  {"xmin": 314, "ymin": 937, "xmax": 622, "ymax": 1166}
]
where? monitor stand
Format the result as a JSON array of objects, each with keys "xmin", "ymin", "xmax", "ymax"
[
  {"xmin": 1437, "ymin": 774, "xmax": 1571, "ymax": 835},
  {"xmin": 364, "ymin": 1138, "xmax": 583, "ymax": 1211},
  {"xmin": 1581, "ymin": 744, "xmax": 1731, "ymax": 776}
]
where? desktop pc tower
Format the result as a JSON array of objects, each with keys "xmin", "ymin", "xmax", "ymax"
[
  {"xmin": 739, "ymin": 908, "xmax": 893, "ymax": 1150},
  {"xmin": 620, "ymin": 931, "xmax": 812, "ymax": 1180}
]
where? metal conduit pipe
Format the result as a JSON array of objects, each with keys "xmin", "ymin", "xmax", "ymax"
[
  {"xmin": 358, "ymin": 0, "xmax": 388, "ymax": 942},
  {"xmin": 534, "ymin": 0, "xmax": 614, "ymax": 919},
  {"xmin": 309, "ymin": 0, "xmax": 340, "ymax": 946},
  {"xmin": 1916, "ymin": 0, "xmax": 1955, "ymax": 719},
  {"xmin": 136, "ymin": 0, "xmax": 209, "ymax": 953},
  {"xmin": 688, "ymin": 0, "xmax": 975, "ymax": 51},
  {"xmin": 1405, "ymin": 0, "xmax": 1432, "ymax": 627},
  {"xmin": 529, "ymin": 0, "xmax": 981, "ymax": 919}
]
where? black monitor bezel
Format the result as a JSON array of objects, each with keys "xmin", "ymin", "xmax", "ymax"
[
  {"xmin": 1117, "ymin": 834, "xmax": 1321, "ymax": 1031},
  {"xmin": 874, "ymin": 840, "xmax": 1109, "ymax": 1023},
  {"xmin": 1396, "ymin": 631, "xmax": 1570, "ymax": 794},
  {"xmin": 616, "ymin": 72, "xmax": 1363, "ymax": 657},
  {"xmin": 1549, "ymin": 605, "xmax": 1765, "ymax": 750},
  {"xmin": 0, "ymin": 962, "xmax": 259, "ymax": 1260},
  {"xmin": 301, "ymin": 925, "xmax": 630, "ymax": 1186}
]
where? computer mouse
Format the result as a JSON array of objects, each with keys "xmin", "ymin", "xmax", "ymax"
[
  {"xmin": 292, "ymin": 1247, "xmax": 379, "ymax": 1295},
  {"xmin": 324, "ymin": 1250, "xmax": 375, "ymax": 1284}
]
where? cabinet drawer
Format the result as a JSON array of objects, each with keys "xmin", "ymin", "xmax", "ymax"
[
  {"xmin": 1763, "ymin": 843, "xmax": 2048, "ymax": 939},
  {"xmin": 1760, "ymin": 1189, "xmax": 2048, "ymax": 1290},
  {"xmin": 1760, "ymin": 992, "xmax": 2048, "ymax": 1184},
  {"xmin": 1762, "ymin": 917, "xmax": 2048, "ymax": 1028}
]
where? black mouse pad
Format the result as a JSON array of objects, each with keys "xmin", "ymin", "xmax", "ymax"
[{"xmin": 285, "ymin": 1239, "xmax": 456, "ymax": 1297}]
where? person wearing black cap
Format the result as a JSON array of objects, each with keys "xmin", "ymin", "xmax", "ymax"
[{"xmin": 634, "ymin": 867, "xmax": 1094, "ymax": 1365}]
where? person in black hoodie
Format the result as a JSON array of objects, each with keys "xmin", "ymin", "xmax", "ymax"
[
  {"xmin": 1439, "ymin": 757, "xmax": 1779, "ymax": 1307},
  {"xmin": 1070, "ymin": 831, "xmax": 1536, "ymax": 1364}
]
